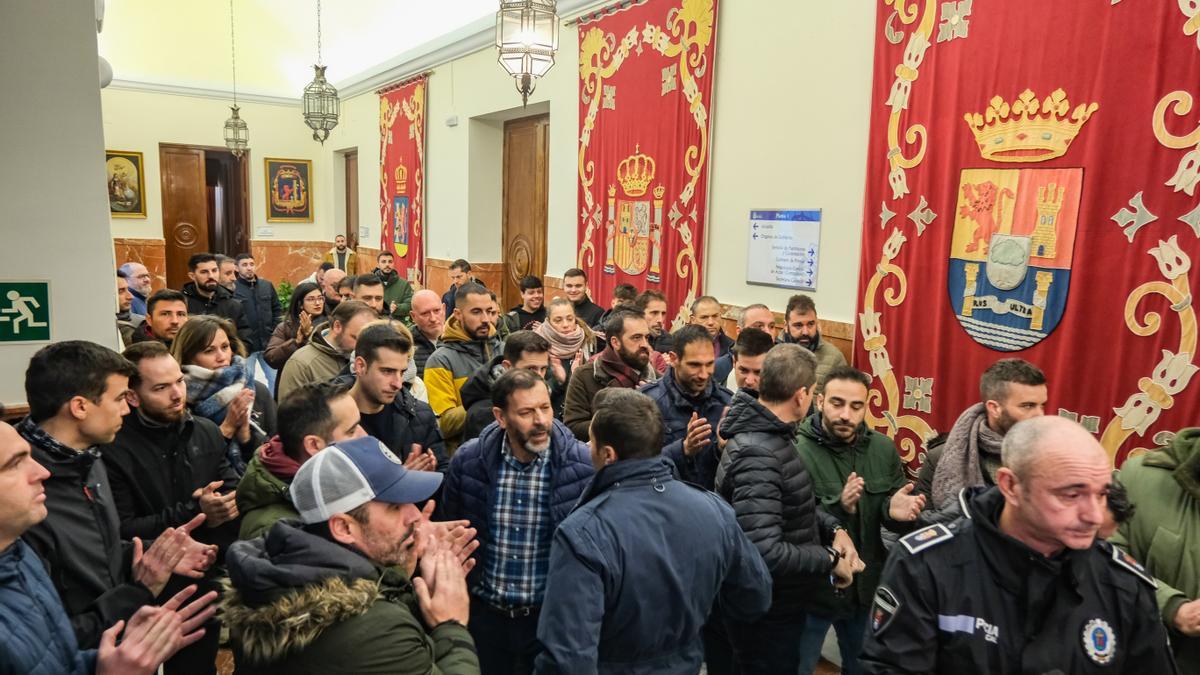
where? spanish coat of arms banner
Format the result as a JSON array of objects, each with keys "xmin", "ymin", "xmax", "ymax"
[
  {"xmin": 856, "ymin": 0, "xmax": 1200, "ymax": 470},
  {"xmin": 576, "ymin": 0, "xmax": 718, "ymax": 326},
  {"xmin": 379, "ymin": 76, "xmax": 427, "ymax": 284}
]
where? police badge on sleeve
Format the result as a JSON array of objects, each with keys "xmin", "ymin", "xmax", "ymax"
[
  {"xmin": 871, "ymin": 586, "xmax": 900, "ymax": 635},
  {"xmin": 1082, "ymin": 618, "xmax": 1116, "ymax": 665}
]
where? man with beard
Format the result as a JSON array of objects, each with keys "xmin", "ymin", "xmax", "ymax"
[
  {"xmin": 562, "ymin": 308, "xmax": 658, "ymax": 440},
  {"xmin": 117, "ymin": 269, "xmax": 145, "ymax": 348},
  {"xmin": 860, "ymin": 417, "xmax": 1178, "ymax": 673},
  {"xmin": 18, "ymin": 341, "xmax": 219, "ymax": 659},
  {"xmin": 374, "ymin": 250, "xmax": 414, "ymax": 318},
  {"xmin": 232, "ymin": 253, "xmax": 283, "ymax": 390},
  {"xmin": 102, "ymin": 341, "xmax": 239, "ymax": 674},
  {"xmin": 216, "ymin": 255, "xmax": 238, "ymax": 293},
  {"xmin": 321, "ymin": 268, "xmax": 347, "ymax": 316},
  {"xmin": 180, "ymin": 253, "xmax": 250, "ymax": 339},
  {"xmin": 322, "ymin": 233, "xmax": 356, "ymax": 272},
  {"xmin": 505, "ymin": 275, "xmax": 547, "ymax": 332},
  {"xmin": 349, "ymin": 324, "xmax": 447, "ymax": 475},
  {"xmin": 408, "ymin": 289, "xmax": 445, "ymax": 377},
  {"xmin": 915, "ymin": 358, "xmax": 1047, "ymax": 516},
  {"xmin": 425, "ymin": 282, "xmax": 502, "ymax": 449},
  {"xmin": 443, "ymin": 369, "xmax": 593, "ymax": 674},
  {"xmin": 131, "ymin": 289, "xmax": 189, "ymax": 347},
  {"xmin": 120, "ymin": 261, "xmax": 154, "ymax": 315},
  {"xmin": 777, "ymin": 294, "xmax": 846, "ymax": 395},
  {"xmin": 352, "ymin": 274, "xmax": 387, "ymax": 316},
  {"xmin": 794, "ymin": 366, "xmax": 926, "ymax": 675},
  {"xmin": 224, "ymin": 436, "xmax": 481, "ymax": 674},
  {"xmin": 562, "ymin": 268, "xmax": 605, "ymax": 328},
  {"xmin": 640, "ymin": 324, "xmax": 732, "ymax": 490},
  {"xmin": 441, "ymin": 259, "xmax": 483, "ymax": 316},
  {"xmin": 277, "ymin": 300, "xmax": 377, "ymax": 401},
  {"xmin": 636, "ymin": 289, "xmax": 674, "ymax": 356},
  {"xmin": 461, "ymin": 330, "xmax": 553, "ymax": 442}
]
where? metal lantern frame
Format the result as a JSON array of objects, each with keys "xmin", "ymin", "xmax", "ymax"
[
  {"xmin": 495, "ymin": 0, "xmax": 559, "ymax": 106},
  {"xmin": 224, "ymin": 0, "xmax": 248, "ymax": 158},
  {"xmin": 302, "ymin": 0, "xmax": 339, "ymax": 143}
]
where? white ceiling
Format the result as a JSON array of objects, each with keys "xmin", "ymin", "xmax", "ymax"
[{"xmin": 97, "ymin": 0, "xmax": 500, "ymax": 99}]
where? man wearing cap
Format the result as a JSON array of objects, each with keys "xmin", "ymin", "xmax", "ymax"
[{"xmin": 223, "ymin": 436, "xmax": 481, "ymax": 675}]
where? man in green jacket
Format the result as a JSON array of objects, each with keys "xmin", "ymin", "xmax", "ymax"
[
  {"xmin": 224, "ymin": 435, "xmax": 480, "ymax": 675},
  {"xmin": 237, "ymin": 381, "xmax": 366, "ymax": 540},
  {"xmin": 375, "ymin": 251, "xmax": 415, "ymax": 319},
  {"xmin": 794, "ymin": 366, "xmax": 926, "ymax": 674},
  {"xmin": 1110, "ymin": 427, "xmax": 1200, "ymax": 671}
]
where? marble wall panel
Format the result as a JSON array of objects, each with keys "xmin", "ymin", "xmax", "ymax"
[
  {"xmin": 251, "ymin": 241, "xmax": 329, "ymax": 287},
  {"xmin": 112, "ymin": 238, "xmax": 167, "ymax": 292}
]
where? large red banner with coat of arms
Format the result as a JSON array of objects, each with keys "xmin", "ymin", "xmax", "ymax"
[
  {"xmin": 379, "ymin": 76, "xmax": 427, "ymax": 284},
  {"xmin": 856, "ymin": 0, "xmax": 1200, "ymax": 472},
  {"xmin": 576, "ymin": 0, "xmax": 718, "ymax": 327}
]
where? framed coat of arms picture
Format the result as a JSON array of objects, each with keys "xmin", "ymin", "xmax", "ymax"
[{"xmin": 265, "ymin": 157, "xmax": 313, "ymax": 222}]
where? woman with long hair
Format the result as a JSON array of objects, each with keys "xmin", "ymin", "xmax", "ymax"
[
  {"xmin": 264, "ymin": 281, "xmax": 326, "ymax": 371},
  {"xmin": 171, "ymin": 315, "xmax": 277, "ymax": 474},
  {"xmin": 535, "ymin": 297, "xmax": 597, "ymax": 415}
]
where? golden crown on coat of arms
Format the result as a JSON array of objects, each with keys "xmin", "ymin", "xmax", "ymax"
[
  {"xmin": 617, "ymin": 145, "xmax": 656, "ymax": 197},
  {"xmin": 394, "ymin": 164, "xmax": 408, "ymax": 194},
  {"xmin": 963, "ymin": 88, "xmax": 1098, "ymax": 163}
]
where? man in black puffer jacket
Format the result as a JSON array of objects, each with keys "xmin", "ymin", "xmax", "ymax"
[
  {"xmin": 715, "ymin": 343, "xmax": 864, "ymax": 674},
  {"xmin": 460, "ymin": 331, "xmax": 554, "ymax": 442}
]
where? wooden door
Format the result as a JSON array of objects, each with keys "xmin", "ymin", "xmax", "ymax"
[
  {"xmin": 345, "ymin": 151, "xmax": 359, "ymax": 251},
  {"xmin": 501, "ymin": 115, "xmax": 549, "ymax": 310},
  {"xmin": 160, "ymin": 145, "xmax": 210, "ymax": 290}
]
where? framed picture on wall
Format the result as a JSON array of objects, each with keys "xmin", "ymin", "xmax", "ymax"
[
  {"xmin": 106, "ymin": 150, "xmax": 146, "ymax": 218},
  {"xmin": 264, "ymin": 157, "xmax": 313, "ymax": 222}
]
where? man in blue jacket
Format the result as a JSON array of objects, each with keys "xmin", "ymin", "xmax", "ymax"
[
  {"xmin": 640, "ymin": 324, "xmax": 733, "ymax": 489},
  {"xmin": 536, "ymin": 388, "xmax": 773, "ymax": 674},
  {"xmin": 442, "ymin": 368, "xmax": 594, "ymax": 674},
  {"xmin": 0, "ymin": 420, "xmax": 217, "ymax": 674}
]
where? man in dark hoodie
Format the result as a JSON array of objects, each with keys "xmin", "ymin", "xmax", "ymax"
[
  {"xmin": 461, "ymin": 330, "xmax": 553, "ymax": 442},
  {"xmin": 180, "ymin": 253, "xmax": 251, "ymax": 339},
  {"xmin": 562, "ymin": 267, "xmax": 605, "ymax": 328},
  {"xmin": 715, "ymin": 344, "xmax": 864, "ymax": 674},
  {"xmin": 349, "ymin": 324, "xmax": 447, "ymax": 474},
  {"xmin": 794, "ymin": 366, "xmax": 926, "ymax": 675},
  {"xmin": 375, "ymin": 250, "xmax": 415, "ymax": 318},
  {"xmin": 504, "ymin": 275, "xmax": 547, "ymax": 332},
  {"xmin": 232, "ymin": 253, "xmax": 283, "ymax": 389},
  {"xmin": 223, "ymin": 436, "xmax": 480, "ymax": 675},
  {"xmin": 426, "ymin": 282, "xmax": 502, "ymax": 449},
  {"xmin": 236, "ymin": 381, "xmax": 367, "ymax": 539},
  {"xmin": 775, "ymin": 294, "xmax": 846, "ymax": 396},
  {"xmin": 640, "ymin": 324, "xmax": 733, "ymax": 490}
]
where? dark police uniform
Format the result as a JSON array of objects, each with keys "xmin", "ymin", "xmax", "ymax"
[{"xmin": 861, "ymin": 486, "xmax": 1178, "ymax": 674}]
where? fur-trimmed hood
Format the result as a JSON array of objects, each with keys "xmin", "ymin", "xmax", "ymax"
[{"xmin": 223, "ymin": 521, "xmax": 386, "ymax": 665}]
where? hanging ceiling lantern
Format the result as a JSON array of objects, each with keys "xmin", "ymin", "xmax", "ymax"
[
  {"xmin": 302, "ymin": 0, "xmax": 339, "ymax": 143},
  {"xmin": 224, "ymin": 0, "xmax": 248, "ymax": 158},
  {"xmin": 496, "ymin": 0, "xmax": 559, "ymax": 106}
]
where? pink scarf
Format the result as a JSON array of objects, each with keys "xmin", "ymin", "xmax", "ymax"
[{"xmin": 535, "ymin": 319, "xmax": 588, "ymax": 359}]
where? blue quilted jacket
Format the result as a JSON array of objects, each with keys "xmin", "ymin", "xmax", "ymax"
[
  {"xmin": 0, "ymin": 539, "xmax": 94, "ymax": 675},
  {"xmin": 441, "ymin": 419, "xmax": 594, "ymax": 594}
]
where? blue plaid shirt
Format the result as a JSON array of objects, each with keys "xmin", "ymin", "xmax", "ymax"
[{"xmin": 475, "ymin": 437, "xmax": 554, "ymax": 608}]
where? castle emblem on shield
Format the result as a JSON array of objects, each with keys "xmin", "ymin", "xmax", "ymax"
[{"xmin": 605, "ymin": 145, "xmax": 665, "ymax": 282}]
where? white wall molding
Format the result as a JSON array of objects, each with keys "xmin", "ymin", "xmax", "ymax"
[{"xmin": 107, "ymin": 79, "xmax": 300, "ymax": 107}]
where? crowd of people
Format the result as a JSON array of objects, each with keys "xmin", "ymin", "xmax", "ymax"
[{"xmin": 2, "ymin": 251, "xmax": 1196, "ymax": 674}]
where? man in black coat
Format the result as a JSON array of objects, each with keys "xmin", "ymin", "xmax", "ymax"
[
  {"xmin": 349, "ymin": 324, "xmax": 448, "ymax": 474},
  {"xmin": 715, "ymin": 343, "xmax": 864, "ymax": 674},
  {"xmin": 232, "ymin": 253, "xmax": 283, "ymax": 389},
  {"xmin": 181, "ymin": 252, "xmax": 251, "ymax": 339},
  {"xmin": 460, "ymin": 330, "xmax": 553, "ymax": 442},
  {"xmin": 562, "ymin": 267, "xmax": 605, "ymax": 328},
  {"xmin": 17, "ymin": 341, "xmax": 217, "ymax": 654}
]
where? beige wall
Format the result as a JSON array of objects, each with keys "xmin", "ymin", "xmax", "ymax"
[{"xmin": 1, "ymin": 0, "xmax": 122, "ymax": 407}]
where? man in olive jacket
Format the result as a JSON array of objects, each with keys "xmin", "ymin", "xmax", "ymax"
[
  {"xmin": 224, "ymin": 436, "xmax": 479, "ymax": 675},
  {"xmin": 1110, "ymin": 426, "xmax": 1200, "ymax": 670},
  {"xmin": 793, "ymin": 366, "xmax": 926, "ymax": 674}
]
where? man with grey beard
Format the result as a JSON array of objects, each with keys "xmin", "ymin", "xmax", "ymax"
[{"xmin": 442, "ymin": 369, "xmax": 594, "ymax": 674}]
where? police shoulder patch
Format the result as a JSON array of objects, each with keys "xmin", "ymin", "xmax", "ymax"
[
  {"xmin": 899, "ymin": 523, "xmax": 954, "ymax": 554},
  {"xmin": 1109, "ymin": 545, "xmax": 1157, "ymax": 588},
  {"xmin": 871, "ymin": 586, "xmax": 900, "ymax": 635}
]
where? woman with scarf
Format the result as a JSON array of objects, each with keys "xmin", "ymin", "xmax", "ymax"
[
  {"xmin": 535, "ymin": 297, "xmax": 598, "ymax": 417},
  {"xmin": 171, "ymin": 315, "xmax": 277, "ymax": 474},
  {"xmin": 264, "ymin": 281, "xmax": 326, "ymax": 372}
]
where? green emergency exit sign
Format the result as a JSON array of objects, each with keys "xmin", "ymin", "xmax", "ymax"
[{"xmin": 0, "ymin": 281, "xmax": 50, "ymax": 342}]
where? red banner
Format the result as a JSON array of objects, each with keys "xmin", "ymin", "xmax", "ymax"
[
  {"xmin": 577, "ymin": 0, "xmax": 718, "ymax": 327},
  {"xmin": 379, "ymin": 77, "xmax": 427, "ymax": 284},
  {"xmin": 857, "ymin": 1, "xmax": 1200, "ymax": 472}
]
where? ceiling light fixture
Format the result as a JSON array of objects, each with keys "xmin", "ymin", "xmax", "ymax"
[
  {"xmin": 495, "ymin": 0, "xmax": 559, "ymax": 106},
  {"xmin": 223, "ymin": 0, "xmax": 248, "ymax": 158},
  {"xmin": 303, "ymin": 0, "xmax": 340, "ymax": 143}
]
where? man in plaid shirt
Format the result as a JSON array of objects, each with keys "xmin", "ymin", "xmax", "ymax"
[{"xmin": 442, "ymin": 369, "xmax": 594, "ymax": 674}]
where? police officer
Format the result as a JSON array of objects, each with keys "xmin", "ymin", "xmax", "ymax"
[{"xmin": 861, "ymin": 416, "xmax": 1178, "ymax": 674}]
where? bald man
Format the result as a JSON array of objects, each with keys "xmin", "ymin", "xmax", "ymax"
[
  {"xmin": 408, "ymin": 289, "xmax": 445, "ymax": 378},
  {"xmin": 321, "ymin": 268, "xmax": 347, "ymax": 316},
  {"xmin": 861, "ymin": 416, "xmax": 1178, "ymax": 673}
]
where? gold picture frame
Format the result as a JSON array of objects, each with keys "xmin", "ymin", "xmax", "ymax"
[
  {"xmin": 264, "ymin": 157, "xmax": 313, "ymax": 222},
  {"xmin": 106, "ymin": 150, "xmax": 147, "ymax": 218}
]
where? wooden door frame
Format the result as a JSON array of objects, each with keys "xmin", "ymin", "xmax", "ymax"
[
  {"xmin": 343, "ymin": 150, "xmax": 359, "ymax": 250},
  {"xmin": 500, "ymin": 114, "xmax": 550, "ymax": 310},
  {"xmin": 159, "ymin": 142, "xmax": 251, "ymax": 253}
]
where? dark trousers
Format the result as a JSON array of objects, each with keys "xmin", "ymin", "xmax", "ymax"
[
  {"xmin": 469, "ymin": 596, "xmax": 541, "ymax": 675},
  {"xmin": 703, "ymin": 605, "xmax": 736, "ymax": 675},
  {"xmin": 726, "ymin": 613, "xmax": 807, "ymax": 675}
]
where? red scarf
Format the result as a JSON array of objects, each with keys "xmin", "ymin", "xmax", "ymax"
[
  {"xmin": 258, "ymin": 435, "xmax": 303, "ymax": 480},
  {"xmin": 595, "ymin": 345, "xmax": 644, "ymax": 389}
]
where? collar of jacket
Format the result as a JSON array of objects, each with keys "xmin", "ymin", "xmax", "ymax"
[
  {"xmin": 1141, "ymin": 427, "xmax": 1200, "ymax": 499},
  {"xmin": 473, "ymin": 421, "xmax": 576, "ymax": 482},
  {"xmin": 0, "ymin": 538, "xmax": 27, "ymax": 584},
  {"xmin": 964, "ymin": 485, "xmax": 1085, "ymax": 594},
  {"xmin": 374, "ymin": 269, "xmax": 399, "ymax": 286},
  {"xmin": 798, "ymin": 412, "xmax": 871, "ymax": 450},
  {"xmin": 776, "ymin": 328, "xmax": 823, "ymax": 352},
  {"xmin": 182, "ymin": 281, "xmax": 235, "ymax": 303},
  {"xmin": 662, "ymin": 366, "xmax": 720, "ymax": 409},
  {"xmin": 235, "ymin": 276, "xmax": 259, "ymax": 289},
  {"xmin": 226, "ymin": 521, "xmax": 381, "ymax": 606},
  {"xmin": 15, "ymin": 416, "xmax": 99, "ymax": 472},
  {"xmin": 720, "ymin": 389, "xmax": 794, "ymax": 440},
  {"xmin": 128, "ymin": 405, "xmax": 194, "ymax": 435},
  {"xmin": 311, "ymin": 328, "xmax": 345, "ymax": 359},
  {"xmin": 576, "ymin": 456, "xmax": 675, "ymax": 507}
]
